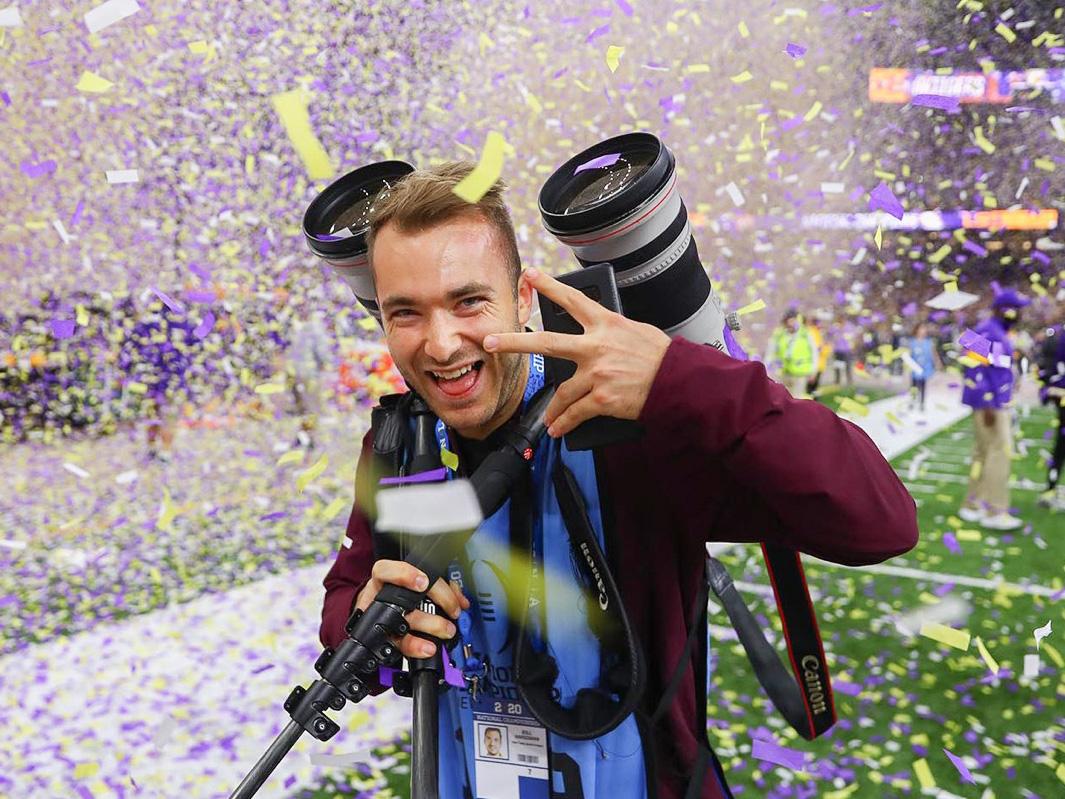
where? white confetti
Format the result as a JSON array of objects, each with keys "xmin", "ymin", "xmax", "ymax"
[
  {"xmin": 1034, "ymin": 620, "xmax": 1052, "ymax": 649},
  {"xmin": 820, "ymin": 182, "xmax": 845, "ymax": 193},
  {"xmin": 84, "ymin": 0, "xmax": 140, "ymax": 34},
  {"xmin": 309, "ymin": 748, "xmax": 375, "ymax": 768},
  {"xmin": 1051, "ymin": 115, "xmax": 1065, "ymax": 141},
  {"xmin": 1023, "ymin": 653, "xmax": 1040, "ymax": 678},
  {"xmin": 724, "ymin": 181, "xmax": 745, "ymax": 207},
  {"xmin": 52, "ymin": 219, "xmax": 73, "ymax": 245},
  {"xmin": 376, "ymin": 479, "xmax": 483, "ymax": 536},
  {"xmin": 0, "ymin": 539, "xmax": 28, "ymax": 551},
  {"xmin": 115, "ymin": 469, "xmax": 139, "ymax": 485},
  {"xmin": 0, "ymin": 4, "xmax": 23, "ymax": 27},
  {"xmin": 62, "ymin": 462, "xmax": 91, "ymax": 479},
  {"xmin": 106, "ymin": 169, "xmax": 140, "ymax": 184}
]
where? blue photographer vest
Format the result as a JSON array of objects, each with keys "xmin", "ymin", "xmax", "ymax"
[{"xmin": 428, "ymin": 355, "xmax": 648, "ymax": 799}]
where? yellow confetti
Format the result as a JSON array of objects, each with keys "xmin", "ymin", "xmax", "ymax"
[
  {"xmin": 803, "ymin": 100, "xmax": 823, "ymax": 122},
  {"xmin": 605, "ymin": 45, "xmax": 624, "ymax": 73},
  {"xmin": 1033, "ymin": 158, "xmax": 1056, "ymax": 172},
  {"xmin": 76, "ymin": 304, "xmax": 89, "ymax": 326},
  {"xmin": 928, "ymin": 244, "xmax": 952, "ymax": 264},
  {"xmin": 885, "ymin": 411, "xmax": 903, "ymax": 426},
  {"xmin": 944, "ymin": 280, "xmax": 958, "ymax": 292},
  {"xmin": 276, "ymin": 450, "xmax": 306, "ymax": 467},
  {"xmin": 357, "ymin": 315, "xmax": 379, "ymax": 331},
  {"xmin": 974, "ymin": 636, "xmax": 1000, "ymax": 675},
  {"xmin": 127, "ymin": 381, "xmax": 148, "ymax": 394},
  {"xmin": 730, "ymin": 70, "xmax": 753, "ymax": 83},
  {"xmin": 913, "ymin": 758, "xmax": 936, "ymax": 790},
  {"xmin": 478, "ymin": 31, "xmax": 494, "ymax": 56},
  {"xmin": 837, "ymin": 397, "xmax": 870, "ymax": 417},
  {"xmin": 973, "ymin": 126, "xmax": 996, "ymax": 154},
  {"xmin": 321, "ymin": 496, "xmax": 348, "ymax": 523},
  {"xmin": 75, "ymin": 70, "xmax": 113, "ymax": 93},
  {"xmin": 685, "ymin": 64, "xmax": 711, "ymax": 74},
  {"xmin": 270, "ymin": 88, "xmax": 334, "ymax": 180},
  {"xmin": 995, "ymin": 22, "xmax": 1017, "ymax": 43},
  {"xmin": 296, "ymin": 454, "xmax": 329, "ymax": 494},
  {"xmin": 525, "ymin": 91, "xmax": 543, "ymax": 114},
  {"xmin": 738, "ymin": 21, "xmax": 750, "ymax": 38},
  {"xmin": 254, "ymin": 382, "xmax": 285, "ymax": 395},
  {"xmin": 920, "ymin": 622, "xmax": 970, "ymax": 651},
  {"xmin": 1042, "ymin": 641, "xmax": 1064, "ymax": 668},
  {"xmin": 452, "ymin": 131, "xmax": 506, "ymax": 203},
  {"xmin": 440, "ymin": 447, "xmax": 459, "ymax": 471},
  {"xmin": 968, "ymin": 459, "xmax": 983, "ymax": 480},
  {"xmin": 736, "ymin": 299, "xmax": 766, "ymax": 315},
  {"xmin": 74, "ymin": 762, "xmax": 100, "ymax": 780},
  {"xmin": 188, "ymin": 40, "xmax": 209, "ymax": 54},
  {"xmin": 156, "ymin": 488, "xmax": 177, "ymax": 532},
  {"xmin": 874, "ymin": 225, "xmax": 882, "ymax": 250}
]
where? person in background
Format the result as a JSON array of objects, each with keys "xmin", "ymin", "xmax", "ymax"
[
  {"xmin": 805, "ymin": 313, "xmax": 833, "ymax": 395},
  {"xmin": 767, "ymin": 309, "xmax": 818, "ymax": 398},
  {"xmin": 1035, "ymin": 321, "xmax": 1065, "ymax": 512},
  {"xmin": 958, "ymin": 288, "xmax": 1030, "ymax": 530},
  {"xmin": 287, "ymin": 310, "xmax": 332, "ymax": 449},
  {"xmin": 829, "ymin": 315, "xmax": 855, "ymax": 386},
  {"xmin": 906, "ymin": 322, "xmax": 941, "ymax": 413}
]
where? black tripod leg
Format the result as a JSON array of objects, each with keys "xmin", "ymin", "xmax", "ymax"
[
  {"xmin": 228, "ymin": 720, "xmax": 304, "ymax": 799},
  {"xmin": 411, "ymin": 667, "xmax": 441, "ymax": 799}
]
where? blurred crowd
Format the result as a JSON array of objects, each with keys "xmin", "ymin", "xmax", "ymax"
[{"xmin": 0, "ymin": 288, "xmax": 404, "ymax": 451}]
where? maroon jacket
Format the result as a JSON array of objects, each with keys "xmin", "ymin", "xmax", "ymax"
[{"xmin": 320, "ymin": 338, "xmax": 918, "ymax": 799}]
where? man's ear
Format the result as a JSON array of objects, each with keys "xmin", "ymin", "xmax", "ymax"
[{"xmin": 516, "ymin": 269, "xmax": 535, "ymax": 327}]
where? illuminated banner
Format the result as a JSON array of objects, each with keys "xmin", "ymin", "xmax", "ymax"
[
  {"xmin": 718, "ymin": 209, "xmax": 1058, "ymax": 232},
  {"xmin": 869, "ymin": 68, "xmax": 1065, "ymax": 104}
]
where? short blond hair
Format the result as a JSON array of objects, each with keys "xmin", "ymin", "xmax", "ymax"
[{"xmin": 366, "ymin": 161, "xmax": 521, "ymax": 293}]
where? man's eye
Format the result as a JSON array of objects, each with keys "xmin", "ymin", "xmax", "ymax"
[{"xmin": 460, "ymin": 297, "xmax": 485, "ymax": 309}]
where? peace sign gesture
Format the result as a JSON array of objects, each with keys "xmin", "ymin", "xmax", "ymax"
[{"xmin": 483, "ymin": 268, "xmax": 672, "ymax": 438}]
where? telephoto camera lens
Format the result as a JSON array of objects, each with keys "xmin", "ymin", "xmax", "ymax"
[
  {"xmin": 302, "ymin": 160, "xmax": 415, "ymax": 323},
  {"xmin": 538, "ymin": 132, "xmax": 729, "ymax": 350}
]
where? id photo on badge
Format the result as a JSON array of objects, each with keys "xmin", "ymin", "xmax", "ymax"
[{"xmin": 479, "ymin": 724, "xmax": 509, "ymax": 759}]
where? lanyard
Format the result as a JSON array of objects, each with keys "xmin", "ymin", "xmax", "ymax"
[{"xmin": 435, "ymin": 353, "xmax": 545, "ymax": 688}]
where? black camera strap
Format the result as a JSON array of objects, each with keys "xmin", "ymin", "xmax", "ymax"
[{"xmin": 512, "ymin": 461, "xmax": 647, "ymax": 740}]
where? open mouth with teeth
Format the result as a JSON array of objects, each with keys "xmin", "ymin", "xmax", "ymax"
[{"xmin": 427, "ymin": 360, "xmax": 485, "ymax": 399}]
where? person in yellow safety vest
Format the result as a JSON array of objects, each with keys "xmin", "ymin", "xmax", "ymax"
[
  {"xmin": 767, "ymin": 309, "xmax": 818, "ymax": 398},
  {"xmin": 805, "ymin": 315, "xmax": 833, "ymax": 394}
]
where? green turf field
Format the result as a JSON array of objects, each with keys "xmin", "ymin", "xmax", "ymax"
[{"xmin": 295, "ymin": 405, "xmax": 1063, "ymax": 799}]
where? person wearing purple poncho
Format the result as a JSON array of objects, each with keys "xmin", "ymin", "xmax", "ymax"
[{"xmin": 958, "ymin": 287, "xmax": 1029, "ymax": 530}]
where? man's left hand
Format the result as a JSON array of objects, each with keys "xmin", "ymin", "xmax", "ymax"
[{"xmin": 483, "ymin": 268, "xmax": 671, "ymax": 438}]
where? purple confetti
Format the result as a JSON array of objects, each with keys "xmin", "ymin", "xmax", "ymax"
[
  {"xmin": 869, "ymin": 182, "xmax": 904, "ymax": 220},
  {"xmin": 150, "ymin": 288, "xmax": 186, "ymax": 315},
  {"xmin": 20, "ymin": 159, "xmax": 57, "ymax": 179},
  {"xmin": 440, "ymin": 644, "xmax": 465, "ymax": 688},
  {"xmin": 70, "ymin": 200, "xmax": 85, "ymax": 226},
  {"xmin": 752, "ymin": 738, "xmax": 807, "ymax": 770},
  {"xmin": 0, "ymin": 90, "xmax": 11, "ymax": 106},
  {"xmin": 943, "ymin": 748, "xmax": 976, "ymax": 783},
  {"xmin": 942, "ymin": 532, "xmax": 961, "ymax": 554},
  {"xmin": 961, "ymin": 239, "xmax": 988, "ymax": 257},
  {"xmin": 184, "ymin": 290, "xmax": 218, "ymax": 304},
  {"xmin": 50, "ymin": 319, "xmax": 76, "ymax": 339},
  {"xmin": 958, "ymin": 328, "xmax": 991, "ymax": 358},
  {"xmin": 192, "ymin": 312, "xmax": 215, "ymax": 339},
  {"xmin": 785, "ymin": 42, "xmax": 807, "ymax": 59},
  {"xmin": 615, "ymin": 0, "xmax": 634, "ymax": 16},
  {"xmin": 380, "ymin": 466, "xmax": 449, "ymax": 485},
  {"xmin": 833, "ymin": 680, "xmax": 862, "ymax": 697},
  {"xmin": 911, "ymin": 94, "xmax": 961, "ymax": 112},
  {"xmin": 585, "ymin": 23, "xmax": 610, "ymax": 44},
  {"xmin": 901, "ymin": 302, "xmax": 917, "ymax": 317},
  {"xmin": 575, "ymin": 152, "xmax": 621, "ymax": 174}
]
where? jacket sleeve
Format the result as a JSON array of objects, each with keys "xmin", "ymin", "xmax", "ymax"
[
  {"xmin": 318, "ymin": 430, "xmax": 393, "ymax": 696},
  {"xmin": 637, "ymin": 337, "xmax": 918, "ymax": 565}
]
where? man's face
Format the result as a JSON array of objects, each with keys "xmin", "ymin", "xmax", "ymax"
[
  {"xmin": 785, "ymin": 315, "xmax": 799, "ymax": 333},
  {"xmin": 484, "ymin": 728, "xmax": 502, "ymax": 756},
  {"xmin": 374, "ymin": 214, "xmax": 533, "ymax": 440}
]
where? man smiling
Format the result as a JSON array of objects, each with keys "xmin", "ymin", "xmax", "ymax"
[{"xmin": 320, "ymin": 161, "xmax": 919, "ymax": 799}]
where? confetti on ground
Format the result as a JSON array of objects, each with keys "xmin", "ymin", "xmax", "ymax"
[
  {"xmin": 920, "ymin": 622, "xmax": 971, "ymax": 651},
  {"xmin": 84, "ymin": 0, "xmax": 141, "ymax": 34}
]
